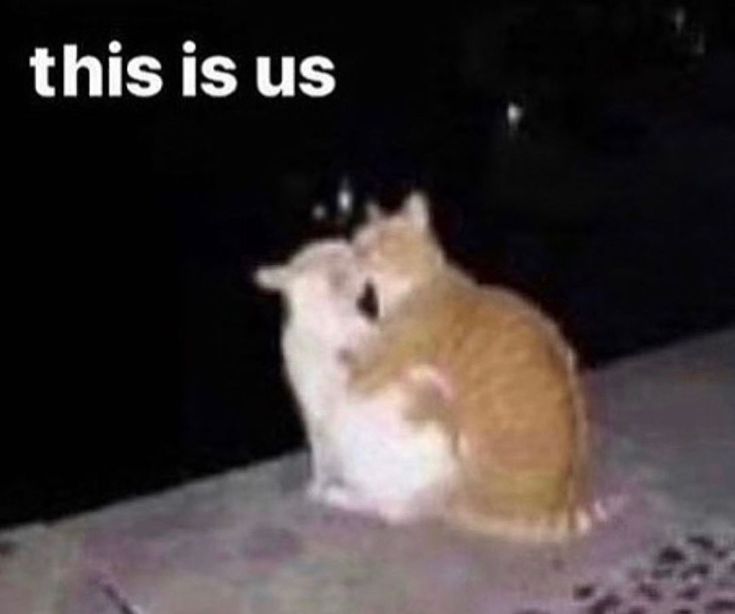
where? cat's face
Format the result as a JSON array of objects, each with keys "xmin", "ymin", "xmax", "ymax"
[
  {"xmin": 353, "ymin": 192, "xmax": 445, "ymax": 313},
  {"xmin": 254, "ymin": 239, "xmax": 368, "ymax": 325}
]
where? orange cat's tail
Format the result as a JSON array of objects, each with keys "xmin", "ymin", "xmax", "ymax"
[{"xmin": 446, "ymin": 494, "xmax": 626, "ymax": 543}]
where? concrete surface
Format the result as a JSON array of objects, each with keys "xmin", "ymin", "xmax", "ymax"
[{"xmin": 1, "ymin": 328, "xmax": 734, "ymax": 613}]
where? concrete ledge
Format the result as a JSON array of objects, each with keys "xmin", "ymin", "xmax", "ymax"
[{"xmin": 2, "ymin": 329, "xmax": 734, "ymax": 613}]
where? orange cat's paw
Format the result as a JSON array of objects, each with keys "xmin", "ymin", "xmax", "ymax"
[{"xmin": 406, "ymin": 364, "xmax": 454, "ymax": 403}]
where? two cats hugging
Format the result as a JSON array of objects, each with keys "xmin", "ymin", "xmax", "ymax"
[{"xmin": 255, "ymin": 192, "xmax": 617, "ymax": 542}]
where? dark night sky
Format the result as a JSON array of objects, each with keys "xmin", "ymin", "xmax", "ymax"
[{"xmin": 4, "ymin": 1, "xmax": 734, "ymax": 526}]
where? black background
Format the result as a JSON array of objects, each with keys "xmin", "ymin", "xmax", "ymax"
[{"xmin": 5, "ymin": 1, "xmax": 735, "ymax": 527}]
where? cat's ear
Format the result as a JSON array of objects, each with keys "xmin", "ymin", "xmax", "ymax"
[
  {"xmin": 401, "ymin": 191, "xmax": 431, "ymax": 231},
  {"xmin": 253, "ymin": 265, "xmax": 289, "ymax": 292},
  {"xmin": 365, "ymin": 199, "xmax": 384, "ymax": 222}
]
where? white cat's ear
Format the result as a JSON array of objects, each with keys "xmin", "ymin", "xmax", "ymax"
[
  {"xmin": 365, "ymin": 200, "xmax": 384, "ymax": 222},
  {"xmin": 253, "ymin": 265, "xmax": 289, "ymax": 292},
  {"xmin": 401, "ymin": 191, "xmax": 431, "ymax": 231}
]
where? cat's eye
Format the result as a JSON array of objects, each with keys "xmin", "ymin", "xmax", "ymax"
[{"xmin": 357, "ymin": 282, "xmax": 379, "ymax": 320}]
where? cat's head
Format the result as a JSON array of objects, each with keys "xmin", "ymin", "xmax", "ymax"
[
  {"xmin": 353, "ymin": 191, "xmax": 445, "ymax": 313},
  {"xmin": 254, "ymin": 239, "xmax": 369, "ymax": 327}
]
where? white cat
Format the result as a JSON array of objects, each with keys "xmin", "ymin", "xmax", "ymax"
[{"xmin": 254, "ymin": 238, "xmax": 456, "ymax": 523}]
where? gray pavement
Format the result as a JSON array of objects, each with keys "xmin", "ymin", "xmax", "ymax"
[{"xmin": 1, "ymin": 329, "xmax": 734, "ymax": 613}]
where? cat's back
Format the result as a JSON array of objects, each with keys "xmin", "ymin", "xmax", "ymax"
[
  {"xmin": 421, "ymin": 270, "xmax": 578, "ymax": 419},
  {"xmin": 441, "ymin": 274, "xmax": 587, "ymax": 516},
  {"xmin": 394, "ymin": 269, "xmax": 572, "ymax": 373}
]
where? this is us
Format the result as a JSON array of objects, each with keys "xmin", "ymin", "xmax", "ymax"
[{"xmin": 29, "ymin": 40, "xmax": 336, "ymax": 99}]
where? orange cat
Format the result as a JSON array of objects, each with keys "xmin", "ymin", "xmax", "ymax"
[{"xmin": 349, "ymin": 193, "xmax": 598, "ymax": 541}]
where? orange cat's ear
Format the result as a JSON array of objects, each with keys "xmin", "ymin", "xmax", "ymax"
[
  {"xmin": 401, "ymin": 191, "xmax": 431, "ymax": 231},
  {"xmin": 253, "ymin": 265, "xmax": 289, "ymax": 292}
]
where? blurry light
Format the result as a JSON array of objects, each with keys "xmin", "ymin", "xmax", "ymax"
[
  {"xmin": 337, "ymin": 177, "xmax": 353, "ymax": 215},
  {"xmin": 311, "ymin": 203, "xmax": 327, "ymax": 221},
  {"xmin": 506, "ymin": 101, "xmax": 524, "ymax": 135},
  {"xmin": 671, "ymin": 6, "xmax": 686, "ymax": 34},
  {"xmin": 692, "ymin": 30, "xmax": 706, "ymax": 57}
]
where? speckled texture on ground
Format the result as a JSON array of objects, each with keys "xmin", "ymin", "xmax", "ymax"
[{"xmin": 1, "ymin": 329, "xmax": 734, "ymax": 613}]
